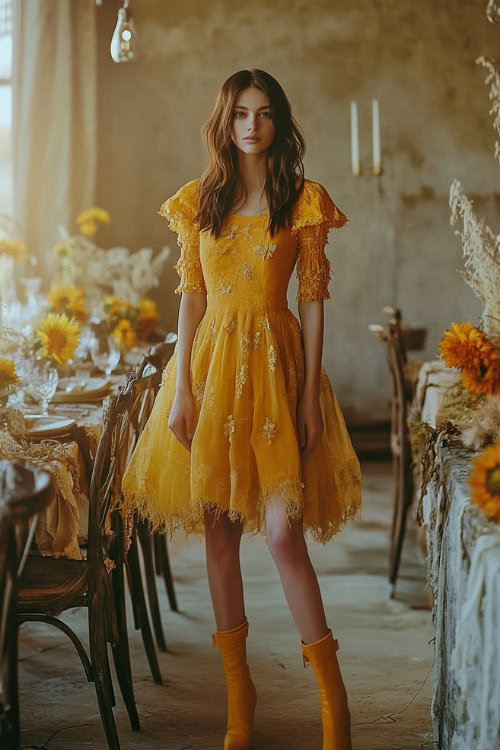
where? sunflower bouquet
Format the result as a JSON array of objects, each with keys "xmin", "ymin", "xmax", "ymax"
[{"xmin": 99, "ymin": 295, "xmax": 161, "ymax": 352}]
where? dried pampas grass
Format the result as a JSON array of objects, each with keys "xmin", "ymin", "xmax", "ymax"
[{"xmin": 460, "ymin": 395, "xmax": 500, "ymax": 450}]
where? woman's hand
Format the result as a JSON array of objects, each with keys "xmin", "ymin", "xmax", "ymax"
[
  {"xmin": 297, "ymin": 391, "xmax": 323, "ymax": 457},
  {"xmin": 168, "ymin": 386, "xmax": 195, "ymax": 452}
]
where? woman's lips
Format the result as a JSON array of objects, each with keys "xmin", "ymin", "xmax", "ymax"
[{"xmin": 244, "ymin": 137, "xmax": 261, "ymax": 142}]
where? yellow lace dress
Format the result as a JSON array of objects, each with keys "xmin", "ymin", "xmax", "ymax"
[{"xmin": 121, "ymin": 177, "xmax": 362, "ymax": 544}]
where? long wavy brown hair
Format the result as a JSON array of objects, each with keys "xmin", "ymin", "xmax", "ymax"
[{"xmin": 194, "ymin": 69, "xmax": 306, "ymax": 239}]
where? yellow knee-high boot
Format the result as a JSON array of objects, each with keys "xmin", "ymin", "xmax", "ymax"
[
  {"xmin": 301, "ymin": 628, "xmax": 352, "ymax": 750},
  {"xmin": 212, "ymin": 617, "xmax": 257, "ymax": 750}
]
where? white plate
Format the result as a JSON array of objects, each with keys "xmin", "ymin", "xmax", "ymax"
[
  {"xmin": 23, "ymin": 415, "xmax": 76, "ymax": 437},
  {"xmin": 52, "ymin": 377, "xmax": 112, "ymax": 402}
]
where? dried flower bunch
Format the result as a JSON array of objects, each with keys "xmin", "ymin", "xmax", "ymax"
[{"xmin": 51, "ymin": 205, "xmax": 171, "ymax": 313}]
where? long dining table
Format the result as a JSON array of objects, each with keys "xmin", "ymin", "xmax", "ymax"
[{"xmin": 1, "ymin": 343, "xmax": 154, "ymax": 560}]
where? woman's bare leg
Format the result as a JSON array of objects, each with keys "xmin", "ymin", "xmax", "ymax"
[
  {"xmin": 265, "ymin": 501, "xmax": 329, "ymax": 644},
  {"xmin": 203, "ymin": 507, "xmax": 246, "ymax": 630}
]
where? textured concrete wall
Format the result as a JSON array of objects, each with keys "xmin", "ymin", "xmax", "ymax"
[{"xmin": 96, "ymin": 0, "xmax": 500, "ymax": 423}]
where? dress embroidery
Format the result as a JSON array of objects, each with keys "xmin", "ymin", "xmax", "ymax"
[
  {"xmin": 219, "ymin": 282, "xmax": 232, "ymax": 294},
  {"xmin": 268, "ymin": 343, "xmax": 278, "ymax": 372},
  {"xmin": 263, "ymin": 417, "xmax": 277, "ymax": 444},
  {"xmin": 223, "ymin": 414, "xmax": 235, "ymax": 442},
  {"xmin": 240, "ymin": 263, "xmax": 253, "ymax": 278},
  {"xmin": 222, "ymin": 225, "xmax": 239, "ymax": 240}
]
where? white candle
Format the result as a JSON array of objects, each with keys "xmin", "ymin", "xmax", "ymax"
[
  {"xmin": 372, "ymin": 98, "xmax": 381, "ymax": 173},
  {"xmin": 350, "ymin": 101, "xmax": 360, "ymax": 175}
]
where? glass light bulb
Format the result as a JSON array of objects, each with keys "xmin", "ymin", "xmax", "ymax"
[{"xmin": 110, "ymin": 4, "xmax": 140, "ymax": 63}]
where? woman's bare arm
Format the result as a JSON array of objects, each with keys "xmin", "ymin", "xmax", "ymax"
[
  {"xmin": 175, "ymin": 291, "xmax": 207, "ymax": 392},
  {"xmin": 296, "ymin": 300, "xmax": 324, "ymax": 456},
  {"xmin": 169, "ymin": 291, "xmax": 207, "ymax": 451}
]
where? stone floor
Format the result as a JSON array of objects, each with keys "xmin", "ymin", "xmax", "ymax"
[{"xmin": 18, "ymin": 459, "xmax": 435, "ymax": 750}]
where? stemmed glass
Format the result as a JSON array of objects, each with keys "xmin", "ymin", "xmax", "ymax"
[
  {"xmin": 89, "ymin": 333, "xmax": 121, "ymax": 378},
  {"xmin": 25, "ymin": 359, "xmax": 59, "ymax": 416}
]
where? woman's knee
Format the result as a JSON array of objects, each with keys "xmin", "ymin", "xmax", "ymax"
[
  {"xmin": 265, "ymin": 507, "xmax": 305, "ymax": 564},
  {"xmin": 204, "ymin": 508, "xmax": 244, "ymax": 558}
]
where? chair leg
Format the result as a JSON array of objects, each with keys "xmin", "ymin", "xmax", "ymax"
[
  {"xmin": 127, "ymin": 529, "xmax": 163, "ymax": 685},
  {"xmin": 389, "ymin": 453, "xmax": 413, "ymax": 597},
  {"xmin": 88, "ymin": 590, "xmax": 121, "ymax": 750},
  {"xmin": 136, "ymin": 520, "xmax": 167, "ymax": 652},
  {"xmin": 110, "ymin": 560, "xmax": 141, "ymax": 731},
  {"xmin": 154, "ymin": 531, "xmax": 179, "ymax": 612}
]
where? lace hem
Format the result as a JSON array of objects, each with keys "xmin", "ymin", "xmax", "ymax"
[{"xmin": 120, "ymin": 473, "xmax": 362, "ymax": 546}]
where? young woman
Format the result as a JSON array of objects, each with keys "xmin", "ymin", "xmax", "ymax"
[{"xmin": 122, "ymin": 68, "xmax": 362, "ymax": 749}]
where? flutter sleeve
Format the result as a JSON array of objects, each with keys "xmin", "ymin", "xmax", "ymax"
[
  {"xmin": 291, "ymin": 181, "xmax": 349, "ymax": 303},
  {"xmin": 158, "ymin": 178, "xmax": 207, "ymax": 295}
]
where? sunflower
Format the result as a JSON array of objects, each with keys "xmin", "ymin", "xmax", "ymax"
[
  {"xmin": 47, "ymin": 284, "xmax": 89, "ymax": 324},
  {"xmin": 112, "ymin": 319, "xmax": 138, "ymax": 351},
  {"xmin": 76, "ymin": 206, "xmax": 110, "ymax": 236},
  {"xmin": 460, "ymin": 346, "xmax": 500, "ymax": 395},
  {"xmin": 100, "ymin": 295, "xmax": 133, "ymax": 318},
  {"xmin": 36, "ymin": 312, "xmax": 81, "ymax": 365},
  {"xmin": 136, "ymin": 297, "xmax": 160, "ymax": 338},
  {"xmin": 468, "ymin": 443, "xmax": 500, "ymax": 522},
  {"xmin": 0, "ymin": 358, "xmax": 20, "ymax": 389},
  {"xmin": 0, "ymin": 239, "xmax": 27, "ymax": 261},
  {"xmin": 439, "ymin": 322, "xmax": 492, "ymax": 370}
]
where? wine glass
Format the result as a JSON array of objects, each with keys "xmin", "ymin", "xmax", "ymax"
[
  {"xmin": 89, "ymin": 333, "xmax": 121, "ymax": 378},
  {"xmin": 25, "ymin": 359, "xmax": 59, "ymax": 416}
]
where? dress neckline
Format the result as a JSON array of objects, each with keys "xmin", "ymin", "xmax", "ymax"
[{"xmin": 227, "ymin": 212, "xmax": 270, "ymax": 219}]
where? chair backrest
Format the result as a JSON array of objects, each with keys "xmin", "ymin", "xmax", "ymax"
[
  {"xmin": 89, "ymin": 347, "xmax": 170, "ymax": 560},
  {"xmin": 0, "ymin": 460, "xmax": 53, "ymax": 748}
]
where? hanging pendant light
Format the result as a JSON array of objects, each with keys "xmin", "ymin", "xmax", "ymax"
[{"xmin": 110, "ymin": 0, "xmax": 140, "ymax": 63}]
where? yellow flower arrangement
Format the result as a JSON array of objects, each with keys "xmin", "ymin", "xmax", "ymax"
[
  {"xmin": 468, "ymin": 443, "xmax": 500, "ymax": 522},
  {"xmin": 100, "ymin": 295, "xmax": 134, "ymax": 318},
  {"xmin": 47, "ymin": 284, "xmax": 89, "ymax": 324},
  {"xmin": 0, "ymin": 239, "xmax": 27, "ymax": 261},
  {"xmin": 0, "ymin": 358, "xmax": 20, "ymax": 389},
  {"xmin": 137, "ymin": 297, "xmax": 160, "ymax": 338},
  {"xmin": 112, "ymin": 319, "xmax": 138, "ymax": 351},
  {"xmin": 36, "ymin": 312, "xmax": 81, "ymax": 365},
  {"xmin": 76, "ymin": 206, "xmax": 111, "ymax": 237},
  {"xmin": 439, "ymin": 321, "xmax": 500, "ymax": 396}
]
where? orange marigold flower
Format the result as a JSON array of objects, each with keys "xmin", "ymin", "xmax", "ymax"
[
  {"xmin": 468, "ymin": 443, "xmax": 500, "ymax": 522},
  {"xmin": 439, "ymin": 322, "xmax": 492, "ymax": 371},
  {"xmin": 460, "ymin": 348, "xmax": 500, "ymax": 395}
]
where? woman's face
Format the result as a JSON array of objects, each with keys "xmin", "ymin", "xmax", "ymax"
[{"xmin": 231, "ymin": 86, "xmax": 275, "ymax": 155}]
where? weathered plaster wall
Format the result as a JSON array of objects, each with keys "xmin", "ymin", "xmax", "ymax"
[{"xmin": 96, "ymin": 0, "xmax": 500, "ymax": 423}]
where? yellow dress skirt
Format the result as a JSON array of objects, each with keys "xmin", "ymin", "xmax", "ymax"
[{"xmin": 121, "ymin": 177, "xmax": 362, "ymax": 544}]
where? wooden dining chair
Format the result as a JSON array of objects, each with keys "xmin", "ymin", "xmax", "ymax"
[
  {"xmin": 130, "ymin": 344, "xmax": 178, "ymax": 620},
  {"xmin": 369, "ymin": 307, "xmax": 423, "ymax": 597},
  {"xmin": 0, "ymin": 460, "xmax": 54, "ymax": 750},
  {"xmin": 90, "ymin": 364, "xmax": 164, "ymax": 687},
  {"xmin": 16, "ymin": 397, "xmax": 141, "ymax": 750}
]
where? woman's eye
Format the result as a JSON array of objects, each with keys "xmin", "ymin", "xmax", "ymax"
[
  {"xmin": 234, "ymin": 111, "xmax": 244, "ymax": 117},
  {"xmin": 260, "ymin": 112, "xmax": 271, "ymax": 118}
]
